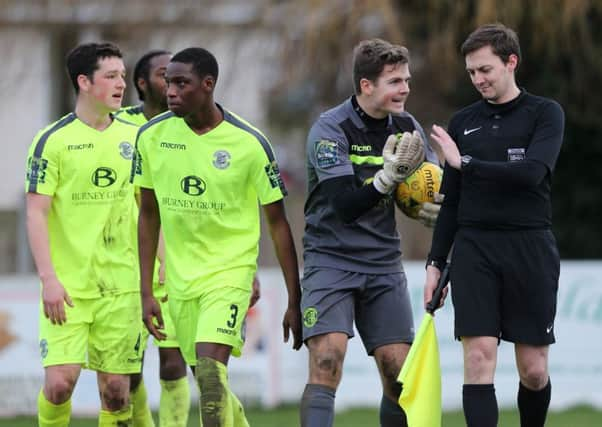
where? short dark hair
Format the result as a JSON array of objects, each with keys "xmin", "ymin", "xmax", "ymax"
[
  {"xmin": 133, "ymin": 50, "xmax": 171, "ymax": 101},
  {"xmin": 352, "ymin": 39, "xmax": 410, "ymax": 95},
  {"xmin": 65, "ymin": 42, "xmax": 123, "ymax": 93},
  {"xmin": 171, "ymin": 47, "xmax": 219, "ymax": 82},
  {"xmin": 461, "ymin": 23, "xmax": 521, "ymax": 67}
]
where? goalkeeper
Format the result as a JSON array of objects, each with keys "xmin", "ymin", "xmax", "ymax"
[{"xmin": 299, "ymin": 38, "xmax": 439, "ymax": 427}]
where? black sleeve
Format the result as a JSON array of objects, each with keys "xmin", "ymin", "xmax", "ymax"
[
  {"xmin": 321, "ymin": 175, "xmax": 386, "ymax": 224},
  {"xmin": 464, "ymin": 158, "xmax": 549, "ymax": 187},
  {"xmin": 428, "ymin": 163, "xmax": 460, "ymax": 264}
]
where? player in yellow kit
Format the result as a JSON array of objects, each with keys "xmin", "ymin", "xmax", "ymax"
[
  {"xmin": 133, "ymin": 47, "xmax": 302, "ymax": 426},
  {"xmin": 26, "ymin": 42, "xmax": 140, "ymax": 427},
  {"xmin": 118, "ymin": 49, "xmax": 192, "ymax": 427}
]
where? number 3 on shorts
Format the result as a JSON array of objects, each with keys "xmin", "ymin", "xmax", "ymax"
[{"xmin": 227, "ymin": 304, "xmax": 239, "ymax": 328}]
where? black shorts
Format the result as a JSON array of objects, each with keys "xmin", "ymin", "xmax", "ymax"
[
  {"xmin": 451, "ymin": 228, "xmax": 560, "ymax": 345},
  {"xmin": 300, "ymin": 267, "xmax": 414, "ymax": 355}
]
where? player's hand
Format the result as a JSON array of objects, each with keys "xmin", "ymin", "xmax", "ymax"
[
  {"xmin": 142, "ymin": 294, "xmax": 166, "ymax": 340},
  {"xmin": 282, "ymin": 305, "xmax": 302, "ymax": 350},
  {"xmin": 423, "ymin": 266, "xmax": 448, "ymax": 313},
  {"xmin": 430, "ymin": 125, "xmax": 461, "ymax": 169},
  {"xmin": 249, "ymin": 275, "xmax": 261, "ymax": 308},
  {"xmin": 418, "ymin": 193, "xmax": 445, "ymax": 228},
  {"xmin": 41, "ymin": 275, "xmax": 73, "ymax": 325}
]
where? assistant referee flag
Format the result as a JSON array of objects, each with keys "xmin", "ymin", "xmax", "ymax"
[
  {"xmin": 397, "ymin": 264, "xmax": 449, "ymax": 427},
  {"xmin": 398, "ymin": 314, "xmax": 441, "ymax": 427}
]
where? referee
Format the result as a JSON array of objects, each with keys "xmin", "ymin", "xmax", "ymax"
[{"xmin": 423, "ymin": 23, "xmax": 564, "ymax": 427}]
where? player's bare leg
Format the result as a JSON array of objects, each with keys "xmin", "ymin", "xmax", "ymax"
[
  {"xmin": 515, "ymin": 344, "xmax": 551, "ymax": 427},
  {"xmin": 301, "ymin": 332, "xmax": 347, "ymax": 427},
  {"xmin": 462, "ymin": 336, "xmax": 498, "ymax": 427},
  {"xmin": 97, "ymin": 372, "xmax": 132, "ymax": 426},
  {"xmin": 373, "ymin": 343, "xmax": 410, "ymax": 427},
  {"xmin": 38, "ymin": 364, "xmax": 80, "ymax": 427}
]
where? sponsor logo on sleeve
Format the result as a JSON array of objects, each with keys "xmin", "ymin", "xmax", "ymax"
[
  {"xmin": 26, "ymin": 156, "xmax": 48, "ymax": 184},
  {"xmin": 507, "ymin": 148, "xmax": 526, "ymax": 162},
  {"xmin": 315, "ymin": 139, "xmax": 339, "ymax": 168},
  {"xmin": 264, "ymin": 161, "xmax": 284, "ymax": 189}
]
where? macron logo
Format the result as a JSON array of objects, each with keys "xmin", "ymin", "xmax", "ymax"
[
  {"xmin": 160, "ymin": 142, "xmax": 186, "ymax": 150},
  {"xmin": 463, "ymin": 127, "xmax": 482, "ymax": 136}
]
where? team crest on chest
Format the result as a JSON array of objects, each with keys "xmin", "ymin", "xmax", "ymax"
[
  {"xmin": 213, "ymin": 150, "xmax": 231, "ymax": 169},
  {"xmin": 119, "ymin": 141, "xmax": 133, "ymax": 159}
]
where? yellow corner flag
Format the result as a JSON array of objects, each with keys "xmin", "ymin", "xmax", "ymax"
[{"xmin": 397, "ymin": 313, "xmax": 441, "ymax": 427}]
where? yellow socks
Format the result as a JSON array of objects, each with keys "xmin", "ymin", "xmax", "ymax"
[
  {"xmin": 37, "ymin": 388, "xmax": 71, "ymax": 427},
  {"xmin": 159, "ymin": 377, "xmax": 190, "ymax": 427},
  {"xmin": 229, "ymin": 390, "xmax": 250, "ymax": 427},
  {"xmin": 196, "ymin": 357, "xmax": 233, "ymax": 426},
  {"xmin": 131, "ymin": 379, "xmax": 155, "ymax": 427},
  {"xmin": 99, "ymin": 405, "xmax": 133, "ymax": 426}
]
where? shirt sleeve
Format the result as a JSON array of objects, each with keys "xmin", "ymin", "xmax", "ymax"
[
  {"xmin": 464, "ymin": 158, "xmax": 549, "ymax": 187},
  {"xmin": 25, "ymin": 132, "xmax": 60, "ymax": 196},
  {"xmin": 250, "ymin": 135, "xmax": 287, "ymax": 205},
  {"xmin": 524, "ymin": 100, "xmax": 565, "ymax": 172},
  {"xmin": 132, "ymin": 128, "xmax": 154, "ymax": 189},
  {"xmin": 307, "ymin": 116, "xmax": 354, "ymax": 182}
]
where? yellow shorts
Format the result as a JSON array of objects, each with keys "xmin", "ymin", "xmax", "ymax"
[
  {"xmin": 39, "ymin": 292, "xmax": 143, "ymax": 374},
  {"xmin": 169, "ymin": 286, "xmax": 251, "ymax": 366}
]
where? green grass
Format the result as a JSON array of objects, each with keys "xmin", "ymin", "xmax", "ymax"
[{"xmin": 3, "ymin": 405, "xmax": 600, "ymax": 426}]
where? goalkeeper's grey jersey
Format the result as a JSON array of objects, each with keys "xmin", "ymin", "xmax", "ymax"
[{"xmin": 302, "ymin": 97, "xmax": 438, "ymax": 273}]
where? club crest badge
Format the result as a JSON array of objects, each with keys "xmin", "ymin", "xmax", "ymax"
[
  {"xmin": 213, "ymin": 150, "xmax": 231, "ymax": 169},
  {"xmin": 119, "ymin": 142, "xmax": 134, "ymax": 159}
]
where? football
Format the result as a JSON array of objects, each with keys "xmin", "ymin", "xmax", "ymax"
[{"xmin": 395, "ymin": 162, "xmax": 443, "ymax": 219}]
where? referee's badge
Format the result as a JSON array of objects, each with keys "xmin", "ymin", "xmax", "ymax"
[
  {"xmin": 213, "ymin": 150, "xmax": 231, "ymax": 169},
  {"xmin": 507, "ymin": 148, "xmax": 525, "ymax": 162}
]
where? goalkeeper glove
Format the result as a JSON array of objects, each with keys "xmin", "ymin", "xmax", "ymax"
[
  {"xmin": 374, "ymin": 131, "xmax": 426, "ymax": 194},
  {"xmin": 373, "ymin": 134, "xmax": 400, "ymax": 193},
  {"xmin": 393, "ymin": 130, "xmax": 425, "ymax": 179},
  {"xmin": 418, "ymin": 192, "xmax": 444, "ymax": 228}
]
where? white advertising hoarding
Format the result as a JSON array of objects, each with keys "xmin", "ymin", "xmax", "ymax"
[{"xmin": 0, "ymin": 261, "xmax": 600, "ymax": 415}]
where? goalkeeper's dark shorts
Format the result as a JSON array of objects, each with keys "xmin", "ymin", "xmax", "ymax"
[
  {"xmin": 451, "ymin": 227, "xmax": 560, "ymax": 345},
  {"xmin": 300, "ymin": 267, "xmax": 414, "ymax": 355}
]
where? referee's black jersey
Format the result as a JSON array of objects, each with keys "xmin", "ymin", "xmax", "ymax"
[{"xmin": 437, "ymin": 90, "xmax": 564, "ymax": 236}]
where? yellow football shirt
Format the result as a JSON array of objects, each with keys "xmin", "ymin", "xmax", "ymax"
[
  {"xmin": 115, "ymin": 105, "xmax": 147, "ymax": 126},
  {"xmin": 25, "ymin": 113, "xmax": 139, "ymax": 298},
  {"xmin": 133, "ymin": 108, "xmax": 287, "ymax": 299}
]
